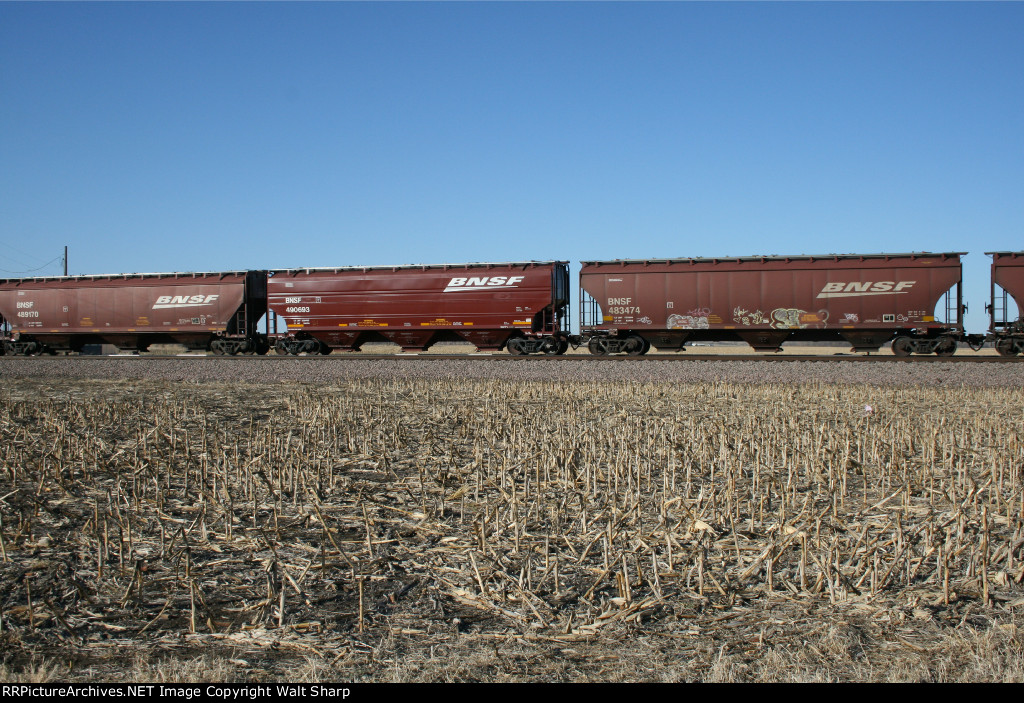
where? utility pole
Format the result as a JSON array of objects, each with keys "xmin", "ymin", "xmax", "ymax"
[{"xmin": 64, "ymin": 246, "xmax": 68, "ymax": 276}]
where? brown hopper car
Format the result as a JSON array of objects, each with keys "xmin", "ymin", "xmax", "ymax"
[
  {"xmin": 0, "ymin": 251, "xmax": 1017, "ymax": 357},
  {"xmin": 267, "ymin": 261, "xmax": 570, "ymax": 354},
  {"xmin": 988, "ymin": 251, "xmax": 1024, "ymax": 356},
  {"xmin": 579, "ymin": 252, "xmax": 977, "ymax": 355},
  {"xmin": 0, "ymin": 271, "xmax": 267, "ymax": 355}
]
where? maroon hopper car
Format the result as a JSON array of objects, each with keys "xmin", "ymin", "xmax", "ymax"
[
  {"xmin": 267, "ymin": 261, "xmax": 570, "ymax": 354},
  {"xmin": 987, "ymin": 251, "xmax": 1024, "ymax": 356},
  {"xmin": 0, "ymin": 271, "xmax": 268, "ymax": 355},
  {"xmin": 580, "ymin": 252, "xmax": 969, "ymax": 355}
]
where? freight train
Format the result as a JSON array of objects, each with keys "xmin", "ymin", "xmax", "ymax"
[{"xmin": 1, "ymin": 251, "xmax": 1022, "ymax": 358}]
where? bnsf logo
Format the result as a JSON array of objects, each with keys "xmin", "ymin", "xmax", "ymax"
[
  {"xmin": 816, "ymin": 281, "xmax": 916, "ymax": 299},
  {"xmin": 152, "ymin": 294, "xmax": 220, "ymax": 309},
  {"xmin": 444, "ymin": 276, "xmax": 525, "ymax": 293}
]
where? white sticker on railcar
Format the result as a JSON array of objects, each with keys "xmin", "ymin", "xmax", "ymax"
[
  {"xmin": 444, "ymin": 276, "xmax": 525, "ymax": 292},
  {"xmin": 152, "ymin": 294, "xmax": 220, "ymax": 309},
  {"xmin": 816, "ymin": 281, "xmax": 916, "ymax": 299}
]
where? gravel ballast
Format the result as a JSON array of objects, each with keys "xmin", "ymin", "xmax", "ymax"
[{"xmin": 3, "ymin": 356, "xmax": 1024, "ymax": 386}]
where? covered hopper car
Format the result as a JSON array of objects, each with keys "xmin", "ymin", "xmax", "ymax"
[
  {"xmin": 0, "ymin": 271, "xmax": 267, "ymax": 355},
  {"xmin": 0, "ymin": 251, "xmax": 1018, "ymax": 358},
  {"xmin": 267, "ymin": 261, "xmax": 571, "ymax": 354},
  {"xmin": 579, "ymin": 252, "xmax": 982, "ymax": 356},
  {"xmin": 987, "ymin": 251, "xmax": 1024, "ymax": 357}
]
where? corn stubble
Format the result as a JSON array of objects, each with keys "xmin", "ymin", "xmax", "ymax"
[{"xmin": 0, "ymin": 377, "xmax": 1022, "ymax": 682}]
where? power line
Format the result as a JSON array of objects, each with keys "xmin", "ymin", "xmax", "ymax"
[
  {"xmin": 0, "ymin": 255, "xmax": 65, "ymax": 275},
  {"xmin": 0, "ymin": 241, "xmax": 49, "ymax": 266}
]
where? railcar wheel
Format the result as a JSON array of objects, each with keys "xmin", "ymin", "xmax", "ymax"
[
  {"xmin": 588, "ymin": 338, "xmax": 609, "ymax": 356},
  {"xmin": 506, "ymin": 338, "xmax": 527, "ymax": 356},
  {"xmin": 995, "ymin": 338, "xmax": 1018, "ymax": 357},
  {"xmin": 934, "ymin": 337, "xmax": 957, "ymax": 357},
  {"xmin": 540, "ymin": 337, "xmax": 560, "ymax": 355},
  {"xmin": 891, "ymin": 337, "xmax": 914, "ymax": 357},
  {"xmin": 624, "ymin": 335, "xmax": 647, "ymax": 356},
  {"xmin": 556, "ymin": 339, "xmax": 569, "ymax": 355}
]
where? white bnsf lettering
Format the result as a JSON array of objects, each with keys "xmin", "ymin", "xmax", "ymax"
[
  {"xmin": 607, "ymin": 297, "xmax": 639, "ymax": 315},
  {"xmin": 16, "ymin": 301, "xmax": 34, "ymax": 308},
  {"xmin": 152, "ymin": 294, "xmax": 220, "ymax": 309},
  {"xmin": 816, "ymin": 281, "xmax": 915, "ymax": 299},
  {"xmin": 444, "ymin": 275, "xmax": 525, "ymax": 293},
  {"xmin": 285, "ymin": 297, "xmax": 302, "ymax": 304}
]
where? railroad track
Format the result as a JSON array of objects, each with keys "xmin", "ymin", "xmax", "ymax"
[{"xmin": 2, "ymin": 352, "xmax": 1016, "ymax": 363}]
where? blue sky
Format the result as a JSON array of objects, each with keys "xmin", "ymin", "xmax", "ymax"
[{"xmin": 2, "ymin": 2, "xmax": 1021, "ymax": 333}]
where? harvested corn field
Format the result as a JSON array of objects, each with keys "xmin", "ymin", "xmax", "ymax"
[{"xmin": 0, "ymin": 377, "xmax": 1022, "ymax": 682}]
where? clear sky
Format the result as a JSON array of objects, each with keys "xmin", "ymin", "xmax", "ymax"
[{"xmin": 1, "ymin": 1, "xmax": 1021, "ymax": 334}]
